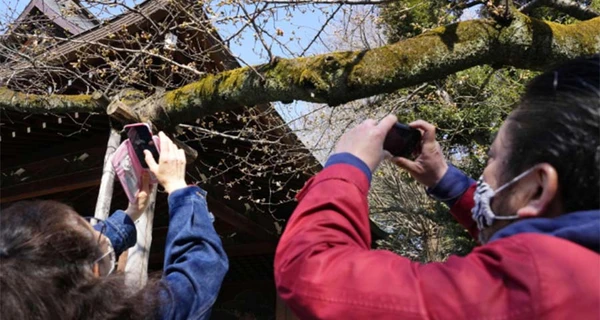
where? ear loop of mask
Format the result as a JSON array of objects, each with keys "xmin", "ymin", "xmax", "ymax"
[
  {"xmin": 473, "ymin": 166, "xmax": 538, "ymax": 231},
  {"xmin": 93, "ymin": 239, "xmax": 115, "ymax": 276},
  {"xmin": 494, "ymin": 166, "xmax": 538, "ymax": 197},
  {"xmin": 87, "ymin": 218, "xmax": 116, "ymax": 276}
]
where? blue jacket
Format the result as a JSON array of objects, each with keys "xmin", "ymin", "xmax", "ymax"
[{"xmin": 97, "ymin": 186, "xmax": 229, "ymax": 319}]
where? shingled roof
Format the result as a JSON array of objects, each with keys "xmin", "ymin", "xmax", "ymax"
[{"xmin": 13, "ymin": 0, "xmax": 100, "ymax": 35}]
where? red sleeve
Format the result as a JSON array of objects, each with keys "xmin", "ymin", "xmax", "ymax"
[
  {"xmin": 449, "ymin": 183, "xmax": 479, "ymax": 240},
  {"xmin": 274, "ymin": 165, "xmax": 539, "ymax": 320}
]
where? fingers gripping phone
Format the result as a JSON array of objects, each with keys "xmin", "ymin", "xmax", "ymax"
[
  {"xmin": 126, "ymin": 123, "xmax": 160, "ymax": 169},
  {"xmin": 383, "ymin": 123, "xmax": 422, "ymax": 158},
  {"xmin": 111, "ymin": 123, "xmax": 160, "ymax": 203}
]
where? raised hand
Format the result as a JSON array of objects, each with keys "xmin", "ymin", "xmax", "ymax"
[
  {"xmin": 333, "ymin": 114, "xmax": 398, "ymax": 173},
  {"xmin": 392, "ymin": 120, "xmax": 448, "ymax": 188},
  {"xmin": 144, "ymin": 132, "xmax": 188, "ymax": 194}
]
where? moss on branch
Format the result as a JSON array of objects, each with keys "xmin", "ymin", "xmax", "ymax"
[
  {"xmin": 0, "ymin": 87, "xmax": 107, "ymax": 114},
  {"xmin": 2, "ymin": 14, "xmax": 599, "ymax": 127},
  {"xmin": 154, "ymin": 14, "xmax": 598, "ymax": 126}
]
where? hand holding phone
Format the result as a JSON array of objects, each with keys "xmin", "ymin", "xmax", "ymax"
[
  {"xmin": 143, "ymin": 132, "xmax": 188, "ymax": 194},
  {"xmin": 111, "ymin": 123, "xmax": 161, "ymax": 203},
  {"xmin": 383, "ymin": 123, "xmax": 422, "ymax": 158},
  {"xmin": 391, "ymin": 120, "xmax": 449, "ymax": 188},
  {"xmin": 126, "ymin": 123, "xmax": 160, "ymax": 169}
]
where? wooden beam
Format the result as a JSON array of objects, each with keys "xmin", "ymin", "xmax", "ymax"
[
  {"xmin": 0, "ymin": 167, "xmax": 101, "ymax": 203},
  {"xmin": 276, "ymin": 294, "xmax": 299, "ymax": 320},
  {"xmin": 1, "ymin": 146, "xmax": 106, "ymax": 173},
  {"xmin": 224, "ymin": 242, "xmax": 276, "ymax": 257},
  {"xmin": 107, "ymin": 100, "xmax": 139, "ymax": 124},
  {"xmin": 207, "ymin": 195, "xmax": 277, "ymax": 242},
  {"xmin": 94, "ymin": 128, "xmax": 121, "ymax": 219},
  {"xmin": 1, "ymin": 133, "xmax": 108, "ymax": 169},
  {"xmin": 148, "ymin": 241, "xmax": 276, "ymax": 266}
]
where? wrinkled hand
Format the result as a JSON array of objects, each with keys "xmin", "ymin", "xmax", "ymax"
[
  {"xmin": 333, "ymin": 114, "xmax": 398, "ymax": 173},
  {"xmin": 392, "ymin": 120, "xmax": 448, "ymax": 188},
  {"xmin": 144, "ymin": 132, "xmax": 188, "ymax": 194},
  {"xmin": 125, "ymin": 172, "xmax": 151, "ymax": 221}
]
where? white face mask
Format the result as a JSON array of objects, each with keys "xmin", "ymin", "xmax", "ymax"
[{"xmin": 471, "ymin": 167, "xmax": 537, "ymax": 232}]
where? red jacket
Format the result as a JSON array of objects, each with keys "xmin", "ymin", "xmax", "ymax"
[{"xmin": 275, "ymin": 164, "xmax": 600, "ymax": 319}]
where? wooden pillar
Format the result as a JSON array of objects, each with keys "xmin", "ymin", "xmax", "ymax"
[
  {"xmin": 276, "ymin": 295, "xmax": 299, "ymax": 320},
  {"xmin": 124, "ymin": 183, "xmax": 158, "ymax": 288},
  {"xmin": 94, "ymin": 128, "xmax": 121, "ymax": 220}
]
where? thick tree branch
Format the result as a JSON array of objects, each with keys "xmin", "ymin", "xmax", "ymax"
[
  {"xmin": 1, "ymin": 13, "xmax": 599, "ymax": 128},
  {"xmin": 262, "ymin": 0, "xmax": 396, "ymax": 4},
  {"xmin": 520, "ymin": 0, "xmax": 600, "ymax": 20},
  {"xmin": 0, "ymin": 87, "xmax": 108, "ymax": 113}
]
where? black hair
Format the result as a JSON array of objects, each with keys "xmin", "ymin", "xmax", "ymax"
[
  {"xmin": 0, "ymin": 200, "xmax": 162, "ymax": 320},
  {"xmin": 505, "ymin": 55, "xmax": 600, "ymax": 212}
]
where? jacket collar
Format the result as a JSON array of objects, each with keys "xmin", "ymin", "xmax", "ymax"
[{"xmin": 489, "ymin": 210, "xmax": 600, "ymax": 252}]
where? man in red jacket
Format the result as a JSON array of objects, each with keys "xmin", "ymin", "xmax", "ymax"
[{"xmin": 275, "ymin": 57, "xmax": 600, "ymax": 319}]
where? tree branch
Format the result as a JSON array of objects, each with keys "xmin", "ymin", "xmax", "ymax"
[
  {"xmin": 520, "ymin": 0, "xmax": 599, "ymax": 20},
  {"xmin": 0, "ymin": 87, "xmax": 108, "ymax": 113},
  {"xmin": 262, "ymin": 0, "xmax": 396, "ymax": 4},
  {"xmin": 1, "ymin": 13, "xmax": 599, "ymax": 128}
]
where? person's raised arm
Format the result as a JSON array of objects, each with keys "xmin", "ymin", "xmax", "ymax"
[
  {"xmin": 274, "ymin": 116, "xmax": 534, "ymax": 319},
  {"xmin": 94, "ymin": 172, "xmax": 152, "ymax": 260},
  {"xmin": 393, "ymin": 120, "xmax": 477, "ymax": 238},
  {"xmin": 144, "ymin": 133, "xmax": 228, "ymax": 320}
]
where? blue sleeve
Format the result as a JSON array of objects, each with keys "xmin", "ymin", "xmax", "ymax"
[
  {"xmin": 94, "ymin": 210, "xmax": 136, "ymax": 257},
  {"xmin": 159, "ymin": 186, "xmax": 229, "ymax": 320},
  {"xmin": 426, "ymin": 164, "xmax": 475, "ymax": 207},
  {"xmin": 325, "ymin": 152, "xmax": 372, "ymax": 183}
]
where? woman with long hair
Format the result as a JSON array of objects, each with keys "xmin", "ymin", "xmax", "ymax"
[{"xmin": 0, "ymin": 133, "xmax": 228, "ymax": 320}]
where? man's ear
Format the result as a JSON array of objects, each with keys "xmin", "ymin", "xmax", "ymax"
[{"xmin": 517, "ymin": 163, "xmax": 559, "ymax": 218}]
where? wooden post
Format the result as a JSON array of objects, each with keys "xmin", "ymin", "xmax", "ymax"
[
  {"xmin": 276, "ymin": 294, "xmax": 299, "ymax": 320},
  {"xmin": 94, "ymin": 128, "xmax": 121, "ymax": 220},
  {"xmin": 124, "ymin": 183, "xmax": 158, "ymax": 288}
]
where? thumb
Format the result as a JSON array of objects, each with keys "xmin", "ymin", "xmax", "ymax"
[
  {"xmin": 376, "ymin": 114, "xmax": 398, "ymax": 135},
  {"xmin": 392, "ymin": 156, "xmax": 419, "ymax": 174},
  {"xmin": 144, "ymin": 150, "xmax": 158, "ymax": 172}
]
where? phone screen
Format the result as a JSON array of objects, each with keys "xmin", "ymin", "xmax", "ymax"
[
  {"xmin": 383, "ymin": 123, "xmax": 422, "ymax": 158},
  {"xmin": 128, "ymin": 125, "xmax": 159, "ymax": 169}
]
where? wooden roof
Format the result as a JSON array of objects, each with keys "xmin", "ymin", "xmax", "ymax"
[
  {"xmin": 0, "ymin": 0, "xmax": 238, "ymax": 85},
  {"xmin": 13, "ymin": 0, "xmax": 100, "ymax": 35}
]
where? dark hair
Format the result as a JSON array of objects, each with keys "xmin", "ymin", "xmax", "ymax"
[
  {"xmin": 0, "ymin": 200, "xmax": 161, "ymax": 320},
  {"xmin": 505, "ymin": 55, "xmax": 600, "ymax": 213}
]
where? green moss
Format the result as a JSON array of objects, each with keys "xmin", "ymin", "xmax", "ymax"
[
  {"xmin": 500, "ymin": 13, "xmax": 599, "ymax": 68},
  {"xmin": 120, "ymin": 89, "xmax": 145, "ymax": 106},
  {"xmin": 0, "ymin": 87, "xmax": 106, "ymax": 113},
  {"xmin": 219, "ymin": 68, "xmax": 248, "ymax": 93},
  {"xmin": 59, "ymin": 93, "xmax": 95, "ymax": 105}
]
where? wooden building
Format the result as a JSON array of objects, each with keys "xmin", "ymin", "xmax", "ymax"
[{"xmin": 0, "ymin": 1, "xmax": 387, "ymax": 318}]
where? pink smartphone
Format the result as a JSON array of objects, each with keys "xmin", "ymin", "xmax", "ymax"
[{"xmin": 111, "ymin": 123, "xmax": 160, "ymax": 203}]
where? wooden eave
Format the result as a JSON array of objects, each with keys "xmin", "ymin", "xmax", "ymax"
[
  {"xmin": 1, "ymin": 0, "xmax": 238, "ymax": 82},
  {"xmin": 12, "ymin": 0, "xmax": 99, "ymax": 35}
]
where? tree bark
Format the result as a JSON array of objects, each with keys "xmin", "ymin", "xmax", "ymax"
[
  {"xmin": 1, "ymin": 13, "xmax": 598, "ymax": 127},
  {"xmin": 521, "ymin": 0, "xmax": 600, "ymax": 21},
  {"xmin": 0, "ymin": 87, "xmax": 108, "ymax": 114}
]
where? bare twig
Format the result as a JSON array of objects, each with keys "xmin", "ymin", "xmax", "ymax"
[{"xmin": 301, "ymin": 5, "xmax": 343, "ymax": 56}]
